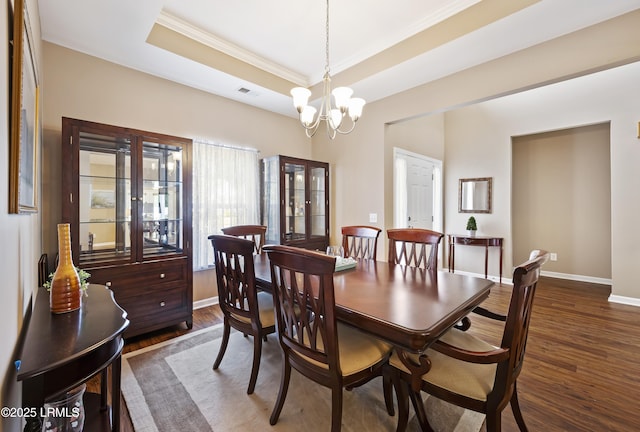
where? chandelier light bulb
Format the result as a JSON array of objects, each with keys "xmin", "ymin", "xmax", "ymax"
[
  {"xmin": 348, "ymin": 98, "xmax": 366, "ymax": 121},
  {"xmin": 331, "ymin": 87, "xmax": 353, "ymax": 112},
  {"xmin": 291, "ymin": 87, "xmax": 311, "ymax": 113},
  {"xmin": 329, "ymin": 109, "xmax": 343, "ymax": 129},
  {"xmin": 301, "ymin": 105, "xmax": 317, "ymax": 126}
]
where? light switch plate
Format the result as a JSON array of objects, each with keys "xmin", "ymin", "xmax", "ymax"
[{"xmin": 369, "ymin": 213, "xmax": 377, "ymax": 223}]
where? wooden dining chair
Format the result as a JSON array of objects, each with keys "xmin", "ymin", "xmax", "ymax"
[
  {"xmin": 263, "ymin": 245, "xmax": 393, "ymax": 432},
  {"xmin": 208, "ymin": 234, "xmax": 276, "ymax": 394},
  {"xmin": 341, "ymin": 225, "xmax": 381, "ymax": 260},
  {"xmin": 389, "ymin": 250, "xmax": 549, "ymax": 432},
  {"xmin": 221, "ymin": 224, "xmax": 267, "ymax": 254},
  {"xmin": 460, "ymin": 251, "xmax": 547, "ymax": 331},
  {"xmin": 387, "ymin": 228, "xmax": 444, "ymax": 269}
]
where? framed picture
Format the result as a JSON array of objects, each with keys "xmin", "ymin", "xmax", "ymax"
[
  {"xmin": 91, "ymin": 190, "xmax": 116, "ymax": 209},
  {"xmin": 9, "ymin": 0, "xmax": 39, "ymax": 213}
]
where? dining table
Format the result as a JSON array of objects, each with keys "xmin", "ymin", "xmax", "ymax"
[{"xmin": 253, "ymin": 253, "xmax": 494, "ymax": 389}]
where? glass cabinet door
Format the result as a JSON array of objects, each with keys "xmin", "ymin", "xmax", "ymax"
[
  {"xmin": 141, "ymin": 141, "xmax": 184, "ymax": 258},
  {"xmin": 261, "ymin": 156, "xmax": 280, "ymax": 244},
  {"xmin": 284, "ymin": 162, "xmax": 306, "ymax": 242},
  {"xmin": 260, "ymin": 155, "xmax": 329, "ymax": 250},
  {"xmin": 309, "ymin": 165, "xmax": 327, "ymax": 240},
  {"xmin": 78, "ymin": 132, "xmax": 132, "ymax": 265}
]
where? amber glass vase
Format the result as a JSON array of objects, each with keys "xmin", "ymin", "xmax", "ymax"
[{"xmin": 50, "ymin": 223, "xmax": 82, "ymax": 314}]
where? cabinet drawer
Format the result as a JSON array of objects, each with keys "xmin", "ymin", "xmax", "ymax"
[
  {"xmin": 453, "ymin": 237, "xmax": 501, "ymax": 247},
  {"xmin": 86, "ymin": 260, "xmax": 186, "ymax": 293},
  {"xmin": 118, "ymin": 287, "xmax": 188, "ymax": 320}
]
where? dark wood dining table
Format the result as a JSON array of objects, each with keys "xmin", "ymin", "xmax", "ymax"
[{"xmin": 253, "ymin": 254, "xmax": 494, "ymax": 386}]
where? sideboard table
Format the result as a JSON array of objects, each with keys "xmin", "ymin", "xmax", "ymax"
[
  {"xmin": 448, "ymin": 234, "xmax": 503, "ymax": 283},
  {"xmin": 17, "ymin": 284, "xmax": 129, "ymax": 432}
]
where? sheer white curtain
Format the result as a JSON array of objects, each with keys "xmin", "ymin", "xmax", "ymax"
[{"xmin": 192, "ymin": 139, "xmax": 260, "ymax": 270}]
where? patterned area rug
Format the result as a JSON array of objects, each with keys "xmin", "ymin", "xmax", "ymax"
[{"xmin": 122, "ymin": 324, "xmax": 485, "ymax": 431}]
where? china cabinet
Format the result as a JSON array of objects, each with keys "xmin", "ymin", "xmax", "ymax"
[
  {"xmin": 261, "ymin": 155, "xmax": 329, "ymax": 251},
  {"xmin": 61, "ymin": 117, "xmax": 192, "ymax": 337}
]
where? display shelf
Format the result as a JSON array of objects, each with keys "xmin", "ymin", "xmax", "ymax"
[
  {"xmin": 61, "ymin": 117, "xmax": 193, "ymax": 338},
  {"xmin": 261, "ymin": 155, "xmax": 329, "ymax": 250}
]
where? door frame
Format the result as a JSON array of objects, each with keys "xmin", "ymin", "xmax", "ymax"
[{"xmin": 393, "ymin": 147, "xmax": 443, "ymax": 234}]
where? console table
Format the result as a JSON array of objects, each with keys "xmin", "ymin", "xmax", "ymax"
[
  {"xmin": 448, "ymin": 234, "xmax": 503, "ymax": 283},
  {"xmin": 16, "ymin": 284, "xmax": 129, "ymax": 432}
]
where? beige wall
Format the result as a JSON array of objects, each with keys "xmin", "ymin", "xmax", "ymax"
[
  {"xmin": 313, "ymin": 11, "xmax": 640, "ymax": 302},
  {"xmin": 443, "ymin": 66, "xmax": 638, "ymax": 300},
  {"xmin": 40, "ymin": 43, "xmax": 311, "ymax": 302},
  {"xmin": 1, "ymin": 1, "xmax": 44, "ymax": 430},
  {"xmin": 512, "ymin": 124, "xmax": 611, "ymax": 280}
]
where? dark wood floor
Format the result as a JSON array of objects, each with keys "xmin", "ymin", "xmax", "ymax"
[{"xmin": 108, "ymin": 276, "xmax": 640, "ymax": 431}]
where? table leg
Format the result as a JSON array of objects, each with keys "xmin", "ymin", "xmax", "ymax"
[
  {"xmin": 100, "ymin": 368, "xmax": 108, "ymax": 410},
  {"xmin": 484, "ymin": 245, "xmax": 489, "ymax": 279},
  {"xmin": 499, "ymin": 243, "xmax": 503, "ymax": 285},
  {"xmin": 112, "ymin": 354, "xmax": 122, "ymax": 432}
]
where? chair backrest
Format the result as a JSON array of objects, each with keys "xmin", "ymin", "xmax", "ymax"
[
  {"xmin": 341, "ymin": 225, "xmax": 381, "ymax": 260},
  {"xmin": 263, "ymin": 245, "xmax": 341, "ymax": 375},
  {"xmin": 493, "ymin": 250, "xmax": 549, "ymax": 403},
  {"xmin": 208, "ymin": 234, "xmax": 263, "ymax": 331},
  {"xmin": 221, "ymin": 225, "xmax": 267, "ymax": 254},
  {"xmin": 387, "ymin": 228, "xmax": 444, "ymax": 269}
]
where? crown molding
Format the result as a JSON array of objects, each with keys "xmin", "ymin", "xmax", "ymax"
[{"xmin": 156, "ymin": 10, "xmax": 309, "ymax": 87}]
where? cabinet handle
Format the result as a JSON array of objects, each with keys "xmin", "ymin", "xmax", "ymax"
[
  {"xmin": 160, "ymin": 273, "xmax": 165, "ymax": 279},
  {"xmin": 160, "ymin": 301, "xmax": 166, "ymax": 307},
  {"xmin": 105, "ymin": 281, "xmax": 112, "ymax": 287}
]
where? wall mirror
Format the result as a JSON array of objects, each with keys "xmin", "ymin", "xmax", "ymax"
[{"xmin": 458, "ymin": 177, "xmax": 492, "ymax": 213}]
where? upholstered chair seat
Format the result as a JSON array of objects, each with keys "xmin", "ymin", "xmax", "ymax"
[
  {"xmin": 390, "ymin": 328, "xmax": 497, "ymax": 401},
  {"xmin": 230, "ymin": 291, "xmax": 276, "ymax": 328},
  {"xmin": 300, "ymin": 323, "xmax": 392, "ymax": 375}
]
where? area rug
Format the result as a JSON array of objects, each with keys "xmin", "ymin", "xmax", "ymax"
[{"xmin": 122, "ymin": 324, "xmax": 485, "ymax": 431}]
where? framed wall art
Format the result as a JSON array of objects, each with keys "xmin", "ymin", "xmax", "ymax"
[{"xmin": 9, "ymin": 0, "xmax": 39, "ymax": 214}]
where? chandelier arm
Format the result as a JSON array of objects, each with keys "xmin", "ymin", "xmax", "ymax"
[
  {"xmin": 334, "ymin": 118, "xmax": 358, "ymax": 135},
  {"xmin": 299, "ymin": 114, "xmax": 322, "ymax": 134},
  {"xmin": 325, "ymin": 121, "xmax": 337, "ymax": 140}
]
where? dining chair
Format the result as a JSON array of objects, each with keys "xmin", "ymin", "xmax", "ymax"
[
  {"xmin": 460, "ymin": 251, "xmax": 547, "ymax": 331},
  {"xmin": 389, "ymin": 250, "xmax": 549, "ymax": 432},
  {"xmin": 208, "ymin": 234, "xmax": 276, "ymax": 394},
  {"xmin": 263, "ymin": 245, "xmax": 393, "ymax": 432},
  {"xmin": 221, "ymin": 224, "xmax": 267, "ymax": 254},
  {"xmin": 341, "ymin": 225, "xmax": 381, "ymax": 260},
  {"xmin": 387, "ymin": 228, "xmax": 444, "ymax": 269}
]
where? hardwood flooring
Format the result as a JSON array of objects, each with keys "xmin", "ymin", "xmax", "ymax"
[{"xmin": 109, "ymin": 277, "xmax": 640, "ymax": 431}]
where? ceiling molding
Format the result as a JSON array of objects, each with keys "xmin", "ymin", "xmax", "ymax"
[{"xmin": 156, "ymin": 10, "xmax": 309, "ymax": 87}]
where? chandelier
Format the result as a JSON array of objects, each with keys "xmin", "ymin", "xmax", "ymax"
[{"xmin": 290, "ymin": 0, "xmax": 365, "ymax": 139}]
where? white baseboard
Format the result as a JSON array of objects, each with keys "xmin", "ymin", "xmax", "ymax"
[
  {"xmin": 608, "ymin": 295, "xmax": 640, "ymax": 307},
  {"xmin": 194, "ymin": 296, "xmax": 218, "ymax": 310},
  {"xmin": 540, "ymin": 270, "xmax": 611, "ymax": 286}
]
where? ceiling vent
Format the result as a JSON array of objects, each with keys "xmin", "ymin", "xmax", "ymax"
[{"xmin": 236, "ymin": 87, "xmax": 259, "ymax": 97}]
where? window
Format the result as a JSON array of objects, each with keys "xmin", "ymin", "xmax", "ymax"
[{"xmin": 192, "ymin": 139, "xmax": 259, "ymax": 269}]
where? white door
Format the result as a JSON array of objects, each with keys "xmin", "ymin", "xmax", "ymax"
[
  {"xmin": 394, "ymin": 148, "xmax": 442, "ymax": 232},
  {"xmin": 406, "ymin": 155, "xmax": 434, "ymax": 229}
]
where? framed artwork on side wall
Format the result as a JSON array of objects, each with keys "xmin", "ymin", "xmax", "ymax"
[{"xmin": 9, "ymin": 0, "xmax": 39, "ymax": 214}]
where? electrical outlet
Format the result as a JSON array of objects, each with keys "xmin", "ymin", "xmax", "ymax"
[
  {"xmin": 550, "ymin": 253, "xmax": 557, "ymax": 261},
  {"xmin": 369, "ymin": 213, "xmax": 377, "ymax": 223}
]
